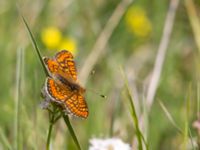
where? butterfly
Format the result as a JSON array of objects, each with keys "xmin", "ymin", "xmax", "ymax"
[{"xmin": 42, "ymin": 50, "xmax": 89, "ymax": 118}]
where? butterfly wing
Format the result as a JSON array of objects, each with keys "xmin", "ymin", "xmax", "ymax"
[
  {"xmin": 45, "ymin": 77, "xmax": 70, "ymax": 103},
  {"xmin": 45, "ymin": 77, "xmax": 89, "ymax": 118},
  {"xmin": 43, "ymin": 50, "xmax": 77, "ymax": 82},
  {"xmin": 64, "ymin": 92, "xmax": 89, "ymax": 118},
  {"xmin": 55, "ymin": 50, "xmax": 77, "ymax": 81},
  {"xmin": 43, "ymin": 57, "xmax": 59, "ymax": 75}
]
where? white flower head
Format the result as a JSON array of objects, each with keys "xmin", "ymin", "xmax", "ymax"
[{"xmin": 89, "ymin": 138, "xmax": 131, "ymax": 150}]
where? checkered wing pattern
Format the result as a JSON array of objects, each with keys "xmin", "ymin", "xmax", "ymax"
[
  {"xmin": 43, "ymin": 50, "xmax": 77, "ymax": 81},
  {"xmin": 45, "ymin": 77, "xmax": 88, "ymax": 118}
]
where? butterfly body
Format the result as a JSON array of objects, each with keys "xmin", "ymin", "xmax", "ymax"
[
  {"xmin": 55, "ymin": 74, "xmax": 85, "ymax": 93},
  {"xmin": 42, "ymin": 50, "xmax": 89, "ymax": 118}
]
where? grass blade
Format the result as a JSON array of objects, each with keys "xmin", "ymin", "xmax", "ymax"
[
  {"xmin": 159, "ymin": 100, "xmax": 182, "ymax": 134},
  {"xmin": 14, "ymin": 48, "xmax": 22, "ymax": 150},
  {"xmin": 159, "ymin": 95, "xmax": 196, "ymax": 149},
  {"xmin": 21, "ymin": 15, "xmax": 49, "ymax": 76},
  {"xmin": 46, "ymin": 106, "xmax": 56, "ymax": 150},
  {"xmin": 120, "ymin": 67, "xmax": 144, "ymax": 150}
]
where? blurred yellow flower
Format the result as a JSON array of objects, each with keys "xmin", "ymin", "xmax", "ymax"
[
  {"xmin": 125, "ymin": 6, "xmax": 152, "ymax": 38},
  {"xmin": 41, "ymin": 26, "xmax": 62, "ymax": 49},
  {"xmin": 41, "ymin": 26, "xmax": 78, "ymax": 55},
  {"xmin": 58, "ymin": 37, "xmax": 77, "ymax": 55}
]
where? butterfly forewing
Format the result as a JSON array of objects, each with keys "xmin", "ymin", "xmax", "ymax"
[
  {"xmin": 43, "ymin": 50, "xmax": 77, "ymax": 81},
  {"xmin": 43, "ymin": 57, "xmax": 59, "ymax": 75},
  {"xmin": 55, "ymin": 50, "xmax": 77, "ymax": 81}
]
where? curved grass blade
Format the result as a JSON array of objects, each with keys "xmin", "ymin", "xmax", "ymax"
[
  {"xmin": 159, "ymin": 100, "xmax": 182, "ymax": 134},
  {"xmin": 21, "ymin": 15, "xmax": 82, "ymax": 150},
  {"xmin": 21, "ymin": 15, "xmax": 49, "ymax": 77},
  {"xmin": 120, "ymin": 67, "xmax": 145, "ymax": 150},
  {"xmin": 159, "ymin": 88, "xmax": 195, "ymax": 149}
]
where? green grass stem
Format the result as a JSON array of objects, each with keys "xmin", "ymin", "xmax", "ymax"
[
  {"xmin": 62, "ymin": 113, "xmax": 82, "ymax": 150},
  {"xmin": 159, "ymin": 100, "xmax": 182, "ymax": 134},
  {"xmin": 46, "ymin": 105, "xmax": 57, "ymax": 150},
  {"xmin": 14, "ymin": 48, "xmax": 22, "ymax": 150},
  {"xmin": 120, "ymin": 67, "xmax": 145, "ymax": 150}
]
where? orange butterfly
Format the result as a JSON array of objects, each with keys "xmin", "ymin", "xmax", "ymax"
[{"xmin": 42, "ymin": 50, "xmax": 88, "ymax": 118}]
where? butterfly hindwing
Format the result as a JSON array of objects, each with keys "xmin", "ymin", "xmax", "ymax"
[
  {"xmin": 45, "ymin": 77, "xmax": 88, "ymax": 118},
  {"xmin": 64, "ymin": 92, "xmax": 89, "ymax": 118},
  {"xmin": 45, "ymin": 77, "xmax": 70, "ymax": 103}
]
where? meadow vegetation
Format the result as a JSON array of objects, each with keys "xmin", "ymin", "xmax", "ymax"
[{"xmin": 0, "ymin": 0, "xmax": 200, "ymax": 149}]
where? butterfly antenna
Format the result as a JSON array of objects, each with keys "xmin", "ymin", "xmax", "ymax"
[
  {"xmin": 88, "ymin": 70, "xmax": 106, "ymax": 98},
  {"xmin": 87, "ymin": 88, "xmax": 107, "ymax": 99}
]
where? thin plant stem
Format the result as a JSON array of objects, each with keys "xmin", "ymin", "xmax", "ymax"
[
  {"xmin": 46, "ymin": 106, "xmax": 56, "ymax": 150},
  {"xmin": 53, "ymin": 114, "xmax": 62, "ymax": 124},
  {"xmin": 46, "ymin": 122, "xmax": 53, "ymax": 150},
  {"xmin": 159, "ymin": 100, "xmax": 182, "ymax": 134},
  {"xmin": 146, "ymin": 0, "xmax": 180, "ymax": 110},
  {"xmin": 138, "ymin": 0, "xmax": 180, "ymax": 142},
  {"xmin": 120, "ymin": 67, "xmax": 145, "ymax": 150},
  {"xmin": 62, "ymin": 114, "xmax": 81, "ymax": 150},
  {"xmin": 14, "ymin": 48, "xmax": 22, "ymax": 150}
]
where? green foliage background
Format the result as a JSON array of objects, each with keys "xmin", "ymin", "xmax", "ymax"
[{"xmin": 0, "ymin": 0, "xmax": 200, "ymax": 149}]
